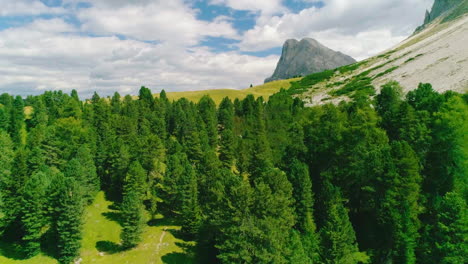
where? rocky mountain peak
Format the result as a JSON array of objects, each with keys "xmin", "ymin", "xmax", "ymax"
[{"xmin": 265, "ymin": 38, "xmax": 356, "ymax": 83}]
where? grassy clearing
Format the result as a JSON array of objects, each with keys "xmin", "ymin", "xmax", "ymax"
[
  {"xmin": 0, "ymin": 192, "xmax": 194, "ymax": 264},
  {"xmin": 156, "ymin": 78, "xmax": 300, "ymax": 104}
]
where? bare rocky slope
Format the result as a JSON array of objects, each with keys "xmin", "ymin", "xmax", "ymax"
[
  {"xmin": 265, "ymin": 38, "xmax": 356, "ymax": 83},
  {"xmin": 296, "ymin": 0, "xmax": 468, "ymax": 106}
]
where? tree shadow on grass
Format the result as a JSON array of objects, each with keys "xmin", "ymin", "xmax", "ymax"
[
  {"xmin": 0, "ymin": 224, "xmax": 61, "ymax": 261},
  {"xmin": 0, "ymin": 238, "xmax": 28, "ymax": 260},
  {"xmin": 161, "ymin": 242, "xmax": 197, "ymax": 264},
  {"xmin": 161, "ymin": 252, "xmax": 196, "ymax": 264},
  {"xmin": 147, "ymin": 216, "xmax": 180, "ymax": 227},
  {"xmin": 40, "ymin": 227, "xmax": 59, "ymax": 260},
  {"xmin": 102, "ymin": 211, "xmax": 124, "ymax": 226},
  {"xmin": 0, "ymin": 221, "xmax": 29, "ymax": 260},
  {"xmin": 95, "ymin": 241, "xmax": 123, "ymax": 254}
]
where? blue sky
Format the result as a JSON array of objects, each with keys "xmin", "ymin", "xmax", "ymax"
[{"xmin": 0, "ymin": 0, "xmax": 432, "ymax": 97}]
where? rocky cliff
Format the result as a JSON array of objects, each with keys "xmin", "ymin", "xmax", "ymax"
[
  {"xmin": 265, "ymin": 38, "xmax": 356, "ymax": 83},
  {"xmin": 417, "ymin": 0, "xmax": 463, "ymax": 31}
]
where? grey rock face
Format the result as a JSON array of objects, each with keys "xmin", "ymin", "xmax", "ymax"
[
  {"xmin": 421, "ymin": 0, "xmax": 462, "ymax": 26},
  {"xmin": 429, "ymin": 0, "xmax": 462, "ymax": 21},
  {"xmin": 265, "ymin": 38, "xmax": 356, "ymax": 83}
]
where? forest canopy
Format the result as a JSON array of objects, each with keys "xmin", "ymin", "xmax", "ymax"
[{"xmin": 0, "ymin": 82, "xmax": 467, "ymax": 264}]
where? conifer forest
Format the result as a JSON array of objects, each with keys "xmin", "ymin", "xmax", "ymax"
[{"xmin": 0, "ymin": 82, "xmax": 467, "ymax": 264}]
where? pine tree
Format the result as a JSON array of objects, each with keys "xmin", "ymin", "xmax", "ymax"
[
  {"xmin": 0, "ymin": 131, "xmax": 15, "ymax": 227},
  {"xmin": 198, "ymin": 95, "xmax": 218, "ymax": 149},
  {"xmin": 319, "ymin": 181, "xmax": 368, "ymax": 264},
  {"xmin": 249, "ymin": 167, "xmax": 295, "ymax": 263},
  {"xmin": 218, "ymin": 97, "xmax": 234, "ymax": 131},
  {"xmin": 434, "ymin": 192, "xmax": 468, "ymax": 264},
  {"xmin": 426, "ymin": 96, "xmax": 468, "ymax": 199},
  {"xmin": 138, "ymin": 86, "xmax": 154, "ymax": 108},
  {"xmin": 55, "ymin": 178, "xmax": 84, "ymax": 264},
  {"xmin": 287, "ymin": 230, "xmax": 311, "ymax": 264},
  {"xmin": 0, "ymin": 105, "xmax": 11, "ymax": 131},
  {"xmin": 10, "ymin": 95, "xmax": 26, "ymax": 146},
  {"xmin": 20, "ymin": 171, "xmax": 51, "ymax": 256},
  {"xmin": 162, "ymin": 142, "xmax": 185, "ymax": 212},
  {"xmin": 110, "ymin": 92, "xmax": 122, "ymax": 114},
  {"xmin": 380, "ymin": 141, "xmax": 421, "ymax": 263},
  {"xmin": 180, "ymin": 160, "xmax": 201, "ymax": 237},
  {"xmin": 120, "ymin": 188, "xmax": 145, "ymax": 249},
  {"xmin": 123, "ymin": 161, "xmax": 147, "ymax": 200},
  {"xmin": 287, "ymin": 159, "xmax": 319, "ymax": 260},
  {"xmin": 75, "ymin": 145, "xmax": 99, "ymax": 204},
  {"xmin": 376, "ymin": 81, "xmax": 403, "ymax": 140}
]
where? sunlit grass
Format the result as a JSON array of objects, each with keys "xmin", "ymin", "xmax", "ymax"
[
  {"xmin": 157, "ymin": 78, "xmax": 301, "ymax": 104},
  {"xmin": 0, "ymin": 192, "xmax": 193, "ymax": 264}
]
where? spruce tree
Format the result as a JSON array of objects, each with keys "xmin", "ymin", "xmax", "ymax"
[
  {"xmin": 10, "ymin": 95, "xmax": 26, "ymax": 146},
  {"xmin": 55, "ymin": 178, "xmax": 84, "ymax": 264},
  {"xmin": 180, "ymin": 159, "xmax": 201, "ymax": 237},
  {"xmin": 434, "ymin": 192, "xmax": 468, "ymax": 264},
  {"xmin": 0, "ymin": 131, "xmax": 15, "ymax": 227},
  {"xmin": 120, "ymin": 188, "xmax": 145, "ymax": 249},
  {"xmin": 75, "ymin": 145, "xmax": 99, "ymax": 204},
  {"xmin": 319, "ymin": 181, "xmax": 368, "ymax": 264},
  {"xmin": 123, "ymin": 161, "xmax": 147, "ymax": 200},
  {"xmin": 20, "ymin": 171, "xmax": 51, "ymax": 256},
  {"xmin": 198, "ymin": 95, "xmax": 218, "ymax": 149},
  {"xmin": 381, "ymin": 141, "xmax": 421, "ymax": 263},
  {"xmin": 287, "ymin": 230, "xmax": 311, "ymax": 264}
]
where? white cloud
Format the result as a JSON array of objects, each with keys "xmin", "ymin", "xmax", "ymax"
[
  {"xmin": 0, "ymin": 0, "xmax": 65, "ymax": 16},
  {"xmin": 73, "ymin": 0, "xmax": 239, "ymax": 45},
  {"xmin": 0, "ymin": 0, "xmax": 437, "ymax": 97},
  {"xmin": 209, "ymin": 0, "xmax": 286, "ymax": 14},
  {"xmin": 237, "ymin": 0, "xmax": 434, "ymax": 59},
  {"xmin": 0, "ymin": 18, "xmax": 277, "ymax": 97}
]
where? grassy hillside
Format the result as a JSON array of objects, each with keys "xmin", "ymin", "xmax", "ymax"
[
  {"xmin": 156, "ymin": 78, "xmax": 300, "ymax": 104},
  {"xmin": 0, "ymin": 192, "xmax": 194, "ymax": 264},
  {"xmin": 296, "ymin": 9, "xmax": 468, "ymax": 106}
]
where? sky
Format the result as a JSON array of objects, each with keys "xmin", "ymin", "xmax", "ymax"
[{"xmin": 0, "ymin": 0, "xmax": 434, "ymax": 97}]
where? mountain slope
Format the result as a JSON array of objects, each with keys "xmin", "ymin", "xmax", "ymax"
[
  {"xmin": 296, "ymin": 3, "xmax": 468, "ymax": 106},
  {"xmin": 154, "ymin": 78, "xmax": 300, "ymax": 104},
  {"xmin": 264, "ymin": 38, "xmax": 355, "ymax": 83}
]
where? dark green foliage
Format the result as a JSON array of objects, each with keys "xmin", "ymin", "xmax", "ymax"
[
  {"xmin": 376, "ymin": 81, "xmax": 403, "ymax": 140},
  {"xmin": 373, "ymin": 66, "xmax": 399, "ymax": 79},
  {"xmin": 434, "ymin": 192, "xmax": 468, "ymax": 264},
  {"xmin": 427, "ymin": 96, "xmax": 468, "ymax": 198},
  {"xmin": 319, "ymin": 182, "xmax": 369, "ymax": 264},
  {"xmin": 20, "ymin": 171, "xmax": 51, "ymax": 256},
  {"xmin": 138, "ymin": 86, "xmax": 154, "ymax": 107},
  {"xmin": 180, "ymin": 160, "xmax": 201, "ymax": 237},
  {"xmin": 10, "ymin": 95, "xmax": 26, "ymax": 145},
  {"xmin": 289, "ymin": 69, "xmax": 335, "ymax": 94},
  {"xmin": 123, "ymin": 161, "xmax": 147, "ymax": 200},
  {"xmin": 337, "ymin": 61, "xmax": 367, "ymax": 74},
  {"xmin": 120, "ymin": 188, "xmax": 145, "ymax": 249},
  {"xmin": 55, "ymin": 178, "xmax": 84, "ymax": 264},
  {"xmin": 330, "ymin": 74, "xmax": 375, "ymax": 98},
  {"xmin": 380, "ymin": 141, "xmax": 421, "ymax": 263},
  {"xmin": 218, "ymin": 129, "xmax": 235, "ymax": 169},
  {"xmin": 75, "ymin": 145, "xmax": 99, "ymax": 204},
  {"xmin": 0, "ymin": 131, "xmax": 16, "ymax": 227},
  {"xmin": 287, "ymin": 230, "xmax": 311, "ymax": 264},
  {"xmin": 198, "ymin": 96, "xmax": 218, "ymax": 149},
  {"xmin": 407, "ymin": 83, "xmax": 444, "ymax": 113},
  {"xmin": 0, "ymin": 81, "xmax": 465, "ymax": 264},
  {"xmin": 288, "ymin": 159, "xmax": 315, "ymax": 234}
]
